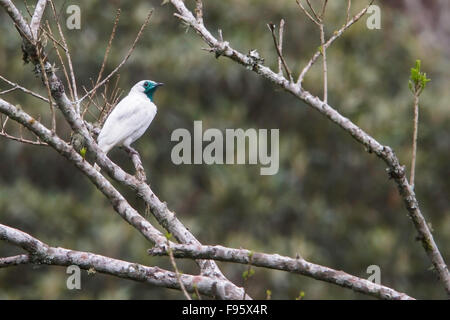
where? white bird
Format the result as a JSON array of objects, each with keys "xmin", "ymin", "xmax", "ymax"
[{"xmin": 94, "ymin": 79, "xmax": 163, "ymax": 171}]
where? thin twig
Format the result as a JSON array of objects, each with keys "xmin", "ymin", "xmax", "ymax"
[
  {"xmin": 267, "ymin": 22, "xmax": 293, "ymax": 82},
  {"xmin": 320, "ymin": 0, "xmax": 328, "ymax": 20},
  {"xmin": 319, "ymin": 23, "xmax": 327, "ymax": 103},
  {"xmin": 81, "ymin": 87, "xmax": 102, "ymax": 121},
  {"xmin": 299, "ymin": 0, "xmax": 328, "ymax": 101},
  {"xmin": 96, "ymin": 9, "xmax": 121, "ymax": 86},
  {"xmin": 78, "ymin": 10, "xmax": 153, "ymax": 103},
  {"xmin": 166, "ymin": 238, "xmax": 191, "ymax": 300},
  {"xmin": 297, "ymin": 0, "xmax": 375, "ymax": 84},
  {"xmin": 1, "ymin": 113, "xmax": 47, "ymax": 145},
  {"xmin": 0, "ymin": 75, "xmax": 49, "ymax": 103},
  {"xmin": 49, "ymin": 0, "xmax": 79, "ymax": 111},
  {"xmin": 0, "ymin": 254, "xmax": 30, "ymax": 267},
  {"xmin": 193, "ymin": 284, "xmax": 202, "ymax": 300},
  {"xmin": 36, "ymin": 41, "xmax": 56, "ymax": 132},
  {"xmin": 346, "ymin": 0, "xmax": 352, "ymax": 24},
  {"xmin": 410, "ymin": 93, "xmax": 419, "ymax": 189},
  {"xmin": 168, "ymin": 0, "xmax": 450, "ymax": 296},
  {"xmin": 44, "ymin": 20, "xmax": 74, "ymax": 100},
  {"xmin": 82, "ymin": 9, "xmax": 121, "ymax": 120},
  {"xmin": 278, "ymin": 19, "xmax": 285, "ymax": 76},
  {"xmin": 242, "ymin": 253, "xmax": 254, "ymax": 300},
  {"xmin": 82, "ymin": 8, "xmax": 121, "ymax": 120},
  {"xmin": 305, "ymin": 0, "xmax": 320, "ymax": 22},
  {"xmin": 0, "ymin": 87, "xmax": 17, "ymax": 95},
  {"xmin": 296, "ymin": 0, "xmax": 320, "ymax": 25},
  {"xmin": 0, "ymin": 130, "xmax": 47, "ymax": 145},
  {"xmin": 40, "ymin": 23, "xmax": 66, "ymax": 50}
]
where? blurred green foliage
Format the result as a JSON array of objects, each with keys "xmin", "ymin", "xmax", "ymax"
[{"xmin": 0, "ymin": 0, "xmax": 449, "ymax": 299}]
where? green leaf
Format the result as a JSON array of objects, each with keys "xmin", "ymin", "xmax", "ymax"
[
  {"xmin": 409, "ymin": 59, "xmax": 431, "ymax": 96},
  {"xmin": 295, "ymin": 290, "xmax": 305, "ymax": 300},
  {"xmin": 80, "ymin": 147, "xmax": 87, "ymax": 159}
]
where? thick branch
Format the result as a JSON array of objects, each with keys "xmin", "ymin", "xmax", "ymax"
[
  {"xmin": 0, "ymin": 224, "xmax": 242, "ymax": 299},
  {"xmin": 149, "ymin": 243, "xmax": 414, "ymax": 300},
  {"xmin": 0, "ymin": 254, "xmax": 30, "ymax": 267},
  {"xmin": 0, "ymin": 0, "xmax": 32, "ymax": 39},
  {"xmin": 30, "ymin": 0, "xmax": 47, "ymax": 39}
]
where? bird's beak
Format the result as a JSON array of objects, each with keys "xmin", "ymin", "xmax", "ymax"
[{"xmin": 156, "ymin": 82, "xmax": 164, "ymax": 87}]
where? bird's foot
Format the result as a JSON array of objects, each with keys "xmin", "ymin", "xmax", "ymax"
[
  {"xmin": 123, "ymin": 146, "xmax": 146, "ymax": 181},
  {"xmin": 127, "ymin": 147, "xmax": 139, "ymax": 156}
]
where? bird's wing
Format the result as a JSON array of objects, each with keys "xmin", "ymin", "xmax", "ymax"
[{"xmin": 97, "ymin": 95, "xmax": 156, "ymax": 151}]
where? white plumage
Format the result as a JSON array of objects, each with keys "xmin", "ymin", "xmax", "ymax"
[{"xmin": 94, "ymin": 80, "xmax": 163, "ymax": 170}]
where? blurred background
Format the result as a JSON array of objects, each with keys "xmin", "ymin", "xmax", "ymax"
[{"xmin": 0, "ymin": 0, "xmax": 449, "ymax": 299}]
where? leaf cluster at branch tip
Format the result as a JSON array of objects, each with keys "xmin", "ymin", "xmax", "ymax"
[{"xmin": 409, "ymin": 59, "xmax": 431, "ymax": 96}]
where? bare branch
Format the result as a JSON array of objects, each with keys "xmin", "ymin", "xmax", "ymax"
[
  {"xmin": 0, "ymin": 74, "xmax": 49, "ymax": 103},
  {"xmin": 30, "ymin": 0, "xmax": 47, "ymax": 39},
  {"xmin": 45, "ymin": 20, "xmax": 74, "ymax": 101},
  {"xmin": 195, "ymin": 0, "xmax": 203, "ymax": 24},
  {"xmin": 267, "ymin": 21, "xmax": 293, "ymax": 82},
  {"xmin": 297, "ymin": 0, "xmax": 375, "ymax": 85},
  {"xmin": 0, "ymin": 0, "xmax": 32, "ymax": 39},
  {"xmin": 96, "ymin": 9, "xmax": 121, "ymax": 88},
  {"xmin": 167, "ymin": 0, "xmax": 450, "ymax": 296},
  {"xmin": 346, "ymin": 0, "xmax": 352, "ymax": 24},
  {"xmin": 78, "ymin": 10, "xmax": 153, "ymax": 103},
  {"xmin": 306, "ymin": 0, "xmax": 320, "ymax": 22},
  {"xmin": 320, "ymin": 0, "xmax": 328, "ymax": 20},
  {"xmin": 48, "ymin": 0, "xmax": 79, "ymax": 112},
  {"xmin": 0, "ymin": 97, "xmax": 166, "ymax": 246},
  {"xmin": 122, "ymin": 145, "xmax": 147, "ymax": 182},
  {"xmin": 0, "ymin": 95, "xmax": 249, "ymax": 299},
  {"xmin": 82, "ymin": 9, "xmax": 122, "ymax": 119},
  {"xmin": 410, "ymin": 93, "xmax": 419, "ymax": 189},
  {"xmin": 319, "ymin": 23, "xmax": 327, "ymax": 103},
  {"xmin": 0, "ymin": 254, "xmax": 29, "ymax": 268},
  {"xmin": 35, "ymin": 42, "xmax": 56, "ymax": 132},
  {"xmin": 166, "ymin": 237, "xmax": 192, "ymax": 300},
  {"xmin": 149, "ymin": 243, "xmax": 414, "ymax": 300},
  {"xmin": 1, "ymin": 2, "xmax": 248, "ymax": 298},
  {"xmin": 296, "ymin": 0, "xmax": 320, "ymax": 26},
  {"xmin": 0, "ymin": 130, "xmax": 47, "ymax": 146},
  {"xmin": 0, "ymin": 224, "xmax": 243, "ymax": 299},
  {"xmin": 278, "ymin": 19, "xmax": 285, "ymax": 76}
]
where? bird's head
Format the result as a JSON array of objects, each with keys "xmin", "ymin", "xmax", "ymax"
[{"xmin": 131, "ymin": 80, "xmax": 164, "ymax": 102}]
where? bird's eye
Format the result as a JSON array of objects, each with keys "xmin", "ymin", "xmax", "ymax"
[{"xmin": 144, "ymin": 81, "xmax": 149, "ymax": 87}]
